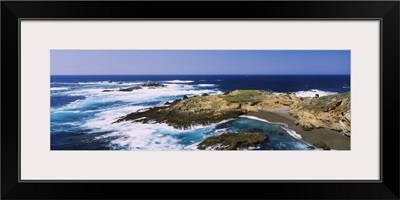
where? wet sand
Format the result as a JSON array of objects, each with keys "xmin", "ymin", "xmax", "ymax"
[{"xmin": 247, "ymin": 109, "xmax": 350, "ymax": 150}]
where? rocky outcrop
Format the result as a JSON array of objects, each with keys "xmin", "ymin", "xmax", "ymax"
[
  {"xmin": 114, "ymin": 90, "xmax": 351, "ymax": 136},
  {"xmin": 197, "ymin": 132, "xmax": 268, "ymax": 150},
  {"xmin": 142, "ymin": 80, "xmax": 165, "ymax": 88},
  {"xmin": 288, "ymin": 92, "xmax": 350, "ymax": 136},
  {"xmin": 102, "ymin": 86, "xmax": 142, "ymax": 92},
  {"xmin": 113, "ymin": 94, "xmax": 246, "ymax": 129},
  {"xmin": 119, "ymin": 86, "xmax": 142, "ymax": 92}
]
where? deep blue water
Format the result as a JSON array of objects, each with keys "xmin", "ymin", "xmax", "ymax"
[{"xmin": 50, "ymin": 75, "xmax": 350, "ymax": 150}]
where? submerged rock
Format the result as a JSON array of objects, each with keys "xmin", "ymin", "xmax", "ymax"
[
  {"xmin": 102, "ymin": 89, "xmax": 114, "ymax": 92},
  {"xmin": 197, "ymin": 132, "xmax": 268, "ymax": 150}
]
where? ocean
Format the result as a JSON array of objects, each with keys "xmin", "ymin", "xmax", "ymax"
[{"xmin": 50, "ymin": 75, "xmax": 350, "ymax": 150}]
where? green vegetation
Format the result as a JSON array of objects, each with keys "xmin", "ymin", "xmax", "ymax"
[{"xmin": 222, "ymin": 90, "xmax": 265, "ymax": 103}]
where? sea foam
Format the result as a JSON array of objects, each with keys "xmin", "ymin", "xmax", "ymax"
[
  {"xmin": 294, "ymin": 89, "xmax": 338, "ymax": 97},
  {"xmin": 164, "ymin": 80, "xmax": 194, "ymax": 83}
]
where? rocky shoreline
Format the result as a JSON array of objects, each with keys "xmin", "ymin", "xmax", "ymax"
[
  {"xmin": 246, "ymin": 111, "xmax": 350, "ymax": 150},
  {"xmin": 114, "ymin": 89, "xmax": 351, "ymax": 136}
]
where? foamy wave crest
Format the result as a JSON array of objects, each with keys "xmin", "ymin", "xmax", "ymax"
[
  {"xmin": 197, "ymin": 84, "xmax": 216, "ymax": 87},
  {"xmin": 239, "ymin": 115, "xmax": 302, "ymax": 140},
  {"xmin": 90, "ymin": 119, "xmax": 190, "ymax": 150},
  {"xmin": 164, "ymin": 80, "xmax": 194, "ymax": 83},
  {"xmin": 83, "ymin": 106, "xmax": 147, "ymax": 129},
  {"xmin": 184, "ymin": 119, "xmax": 235, "ymax": 130},
  {"xmin": 51, "ymin": 87, "xmax": 69, "ymax": 91},
  {"xmin": 294, "ymin": 89, "xmax": 338, "ymax": 97}
]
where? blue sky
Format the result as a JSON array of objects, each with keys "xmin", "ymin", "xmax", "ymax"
[{"xmin": 51, "ymin": 50, "xmax": 350, "ymax": 75}]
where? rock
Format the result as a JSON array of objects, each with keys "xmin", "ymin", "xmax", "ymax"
[
  {"xmin": 315, "ymin": 94, "xmax": 319, "ymax": 98},
  {"xmin": 107, "ymin": 80, "xmax": 113, "ymax": 83},
  {"xmin": 172, "ymin": 99, "xmax": 181, "ymax": 104},
  {"xmin": 250, "ymin": 101, "xmax": 260, "ymax": 106},
  {"xmin": 324, "ymin": 99, "xmax": 343, "ymax": 112},
  {"xmin": 279, "ymin": 100, "xmax": 293, "ymax": 106},
  {"xmin": 197, "ymin": 132, "xmax": 268, "ymax": 150},
  {"xmin": 313, "ymin": 141, "xmax": 331, "ymax": 150},
  {"xmin": 293, "ymin": 120, "xmax": 299, "ymax": 125},
  {"xmin": 102, "ymin": 89, "xmax": 114, "ymax": 92},
  {"xmin": 223, "ymin": 91, "xmax": 230, "ymax": 95},
  {"xmin": 183, "ymin": 95, "xmax": 189, "ymax": 100},
  {"xmin": 290, "ymin": 92, "xmax": 350, "ymax": 135},
  {"xmin": 201, "ymin": 93, "xmax": 209, "ymax": 96},
  {"xmin": 334, "ymin": 100, "xmax": 342, "ymax": 107},
  {"xmin": 301, "ymin": 122, "xmax": 314, "ymax": 131},
  {"xmin": 301, "ymin": 126, "xmax": 313, "ymax": 131},
  {"xmin": 344, "ymin": 112, "xmax": 351, "ymax": 122},
  {"xmin": 142, "ymin": 80, "xmax": 165, "ymax": 87},
  {"xmin": 164, "ymin": 101, "xmax": 172, "ymax": 105},
  {"xmin": 119, "ymin": 86, "xmax": 142, "ymax": 92}
]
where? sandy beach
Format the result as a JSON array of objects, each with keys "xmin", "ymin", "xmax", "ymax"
[{"xmin": 247, "ymin": 108, "xmax": 350, "ymax": 150}]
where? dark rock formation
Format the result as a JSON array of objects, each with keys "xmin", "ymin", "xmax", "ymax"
[
  {"xmin": 119, "ymin": 86, "xmax": 142, "ymax": 92},
  {"xmin": 197, "ymin": 132, "xmax": 268, "ymax": 150},
  {"xmin": 301, "ymin": 122, "xmax": 314, "ymax": 131},
  {"xmin": 142, "ymin": 80, "xmax": 165, "ymax": 88}
]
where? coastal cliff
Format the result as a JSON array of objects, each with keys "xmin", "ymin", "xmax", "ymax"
[{"xmin": 114, "ymin": 90, "xmax": 350, "ymax": 137}]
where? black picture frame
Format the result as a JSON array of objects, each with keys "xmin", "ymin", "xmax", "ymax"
[{"xmin": 1, "ymin": 1, "xmax": 399, "ymax": 199}]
